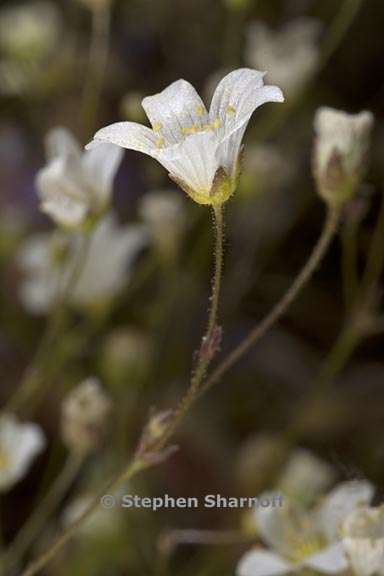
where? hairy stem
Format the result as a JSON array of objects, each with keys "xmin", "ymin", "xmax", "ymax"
[
  {"xmin": 159, "ymin": 204, "xmax": 224, "ymax": 447},
  {"xmin": 19, "ymin": 206, "xmax": 339, "ymax": 576},
  {"xmin": 200, "ymin": 206, "xmax": 340, "ymax": 396}
]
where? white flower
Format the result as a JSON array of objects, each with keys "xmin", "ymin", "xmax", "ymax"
[
  {"xmin": 61, "ymin": 377, "xmax": 112, "ymax": 454},
  {"xmin": 313, "ymin": 107, "xmax": 374, "ymax": 205},
  {"xmin": 0, "ymin": 2, "xmax": 61, "ymax": 60},
  {"xmin": 17, "ymin": 232, "xmax": 68, "ymax": 315},
  {"xmin": 342, "ymin": 505, "xmax": 384, "ymax": 576},
  {"xmin": 37, "ymin": 128, "xmax": 123, "ymax": 228},
  {"xmin": 237, "ymin": 480, "xmax": 374, "ymax": 576},
  {"xmin": 17, "ymin": 213, "xmax": 147, "ymax": 314},
  {"xmin": 87, "ymin": 68, "xmax": 284, "ymax": 205},
  {"xmin": 245, "ymin": 19, "xmax": 321, "ymax": 96},
  {"xmin": 0, "ymin": 414, "xmax": 45, "ymax": 492},
  {"xmin": 278, "ymin": 448, "xmax": 335, "ymax": 506},
  {"xmin": 71, "ymin": 213, "xmax": 147, "ymax": 307}
]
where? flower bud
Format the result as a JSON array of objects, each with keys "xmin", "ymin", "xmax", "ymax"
[
  {"xmin": 313, "ymin": 107, "xmax": 374, "ymax": 207},
  {"xmin": 61, "ymin": 378, "xmax": 112, "ymax": 455}
]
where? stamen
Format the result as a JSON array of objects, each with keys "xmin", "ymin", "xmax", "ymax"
[
  {"xmin": 153, "ymin": 122, "xmax": 163, "ymax": 132},
  {"xmin": 156, "ymin": 137, "xmax": 165, "ymax": 148},
  {"xmin": 226, "ymin": 105, "xmax": 236, "ymax": 116},
  {"xmin": 196, "ymin": 106, "xmax": 205, "ymax": 117}
]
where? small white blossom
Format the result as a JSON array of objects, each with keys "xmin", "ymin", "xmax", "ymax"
[
  {"xmin": 87, "ymin": 69, "xmax": 284, "ymax": 206},
  {"xmin": 71, "ymin": 213, "xmax": 147, "ymax": 307},
  {"xmin": 342, "ymin": 505, "xmax": 384, "ymax": 576},
  {"xmin": 17, "ymin": 213, "xmax": 147, "ymax": 314},
  {"xmin": 37, "ymin": 128, "xmax": 123, "ymax": 228},
  {"xmin": 17, "ymin": 232, "xmax": 68, "ymax": 315},
  {"xmin": 61, "ymin": 377, "xmax": 112, "ymax": 454},
  {"xmin": 245, "ymin": 19, "xmax": 321, "ymax": 96},
  {"xmin": 237, "ymin": 480, "xmax": 374, "ymax": 576},
  {"xmin": 313, "ymin": 107, "xmax": 374, "ymax": 205},
  {"xmin": 278, "ymin": 448, "xmax": 335, "ymax": 506},
  {"xmin": 0, "ymin": 414, "xmax": 45, "ymax": 492}
]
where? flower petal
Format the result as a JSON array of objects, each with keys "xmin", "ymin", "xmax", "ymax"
[
  {"xmin": 253, "ymin": 491, "xmax": 301, "ymax": 558},
  {"xmin": 318, "ymin": 480, "xmax": 375, "ymax": 542},
  {"xmin": 142, "ymin": 79, "xmax": 208, "ymax": 145},
  {"xmin": 36, "ymin": 158, "xmax": 89, "ymax": 228},
  {"xmin": 209, "ymin": 68, "xmax": 284, "ymax": 174},
  {"xmin": 304, "ymin": 543, "xmax": 348, "ymax": 574},
  {"xmin": 82, "ymin": 143, "xmax": 124, "ymax": 208},
  {"xmin": 236, "ymin": 549, "xmax": 292, "ymax": 576},
  {"xmin": 45, "ymin": 127, "xmax": 81, "ymax": 160},
  {"xmin": 154, "ymin": 131, "xmax": 220, "ymax": 200},
  {"xmin": 86, "ymin": 121, "xmax": 159, "ymax": 156}
]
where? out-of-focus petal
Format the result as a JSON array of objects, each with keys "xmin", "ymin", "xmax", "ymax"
[{"xmin": 236, "ymin": 548, "xmax": 292, "ymax": 576}]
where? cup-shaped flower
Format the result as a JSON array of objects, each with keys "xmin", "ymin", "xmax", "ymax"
[
  {"xmin": 37, "ymin": 128, "xmax": 123, "ymax": 229},
  {"xmin": 313, "ymin": 107, "xmax": 374, "ymax": 207},
  {"xmin": 0, "ymin": 414, "xmax": 45, "ymax": 492},
  {"xmin": 342, "ymin": 505, "xmax": 384, "ymax": 576},
  {"xmin": 86, "ymin": 69, "xmax": 284, "ymax": 206},
  {"xmin": 237, "ymin": 480, "xmax": 374, "ymax": 576},
  {"xmin": 17, "ymin": 213, "xmax": 147, "ymax": 314}
]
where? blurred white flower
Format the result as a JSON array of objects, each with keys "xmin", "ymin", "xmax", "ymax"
[
  {"xmin": 139, "ymin": 190, "xmax": 186, "ymax": 262},
  {"xmin": 87, "ymin": 68, "xmax": 284, "ymax": 206},
  {"xmin": 342, "ymin": 505, "xmax": 384, "ymax": 576},
  {"xmin": 313, "ymin": 107, "xmax": 374, "ymax": 206},
  {"xmin": 61, "ymin": 377, "xmax": 112, "ymax": 454},
  {"xmin": 245, "ymin": 19, "xmax": 321, "ymax": 96},
  {"xmin": 0, "ymin": 414, "xmax": 45, "ymax": 492},
  {"xmin": 37, "ymin": 128, "xmax": 123, "ymax": 229},
  {"xmin": 17, "ymin": 231, "xmax": 68, "ymax": 315},
  {"xmin": 71, "ymin": 213, "xmax": 147, "ymax": 307},
  {"xmin": 237, "ymin": 480, "xmax": 374, "ymax": 576},
  {"xmin": 278, "ymin": 448, "xmax": 335, "ymax": 506},
  {"xmin": 0, "ymin": 1, "xmax": 61, "ymax": 60},
  {"xmin": 17, "ymin": 213, "xmax": 147, "ymax": 314}
]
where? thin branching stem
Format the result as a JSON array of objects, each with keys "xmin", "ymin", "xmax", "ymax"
[
  {"xmin": 200, "ymin": 205, "xmax": 341, "ymax": 396},
  {"xmin": 19, "ymin": 205, "xmax": 340, "ymax": 576}
]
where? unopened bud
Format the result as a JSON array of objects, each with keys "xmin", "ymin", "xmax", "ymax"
[
  {"xmin": 61, "ymin": 377, "xmax": 112, "ymax": 455},
  {"xmin": 313, "ymin": 107, "xmax": 374, "ymax": 207}
]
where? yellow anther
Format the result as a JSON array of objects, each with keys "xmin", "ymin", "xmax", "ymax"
[
  {"xmin": 181, "ymin": 124, "xmax": 199, "ymax": 135},
  {"xmin": 196, "ymin": 106, "xmax": 205, "ymax": 117},
  {"xmin": 212, "ymin": 118, "xmax": 222, "ymax": 129},
  {"xmin": 226, "ymin": 105, "xmax": 236, "ymax": 115},
  {"xmin": 156, "ymin": 137, "xmax": 165, "ymax": 148},
  {"xmin": 153, "ymin": 122, "xmax": 163, "ymax": 132}
]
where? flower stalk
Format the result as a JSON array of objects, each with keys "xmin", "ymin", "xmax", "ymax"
[{"xmin": 19, "ymin": 205, "xmax": 340, "ymax": 576}]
